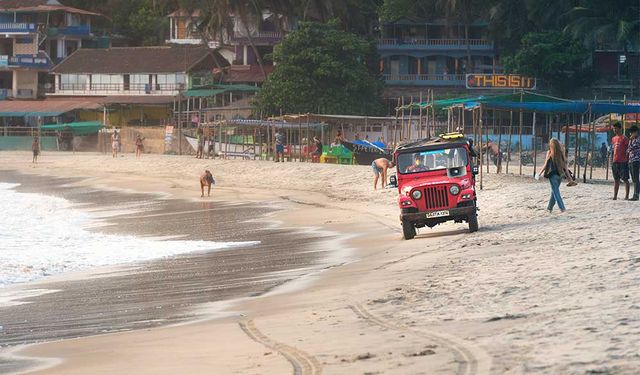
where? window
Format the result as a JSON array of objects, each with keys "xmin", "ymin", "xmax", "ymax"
[
  {"xmin": 90, "ymin": 74, "xmax": 123, "ymax": 90},
  {"xmin": 398, "ymin": 147, "xmax": 469, "ymax": 175},
  {"xmin": 60, "ymin": 74, "xmax": 88, "ymax": 89}
]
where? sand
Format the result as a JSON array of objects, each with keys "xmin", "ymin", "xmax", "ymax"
[{"xmin": 1, "ymin": 150, "xmax": 640, "ymax": 375}]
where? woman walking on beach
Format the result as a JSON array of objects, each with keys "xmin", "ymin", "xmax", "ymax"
[
  {"xmin": 32, "ymin": 136, "xmax": 39, "ymax": 163},
  {"xmin": 135, "ymin": 135, "xmax": 145, "ymax": 158},
  {"xmin": 538, "ymin": 139, "xmax": 572, "ymax": 212}
]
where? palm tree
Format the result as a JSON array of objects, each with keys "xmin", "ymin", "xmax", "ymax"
[{"xmin": 563, "ymin": 0, "xmax": 640, "ymax": 50}]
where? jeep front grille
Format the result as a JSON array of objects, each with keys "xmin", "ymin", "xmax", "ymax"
[{"xmin": 424, "ymin": 185, "xmax": 449, "ymax": 210}]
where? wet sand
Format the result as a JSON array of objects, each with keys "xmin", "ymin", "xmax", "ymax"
[
  {"xmin": 0, "ymin": 171, "xmax": 336, "ymax": 373},
  {"xmin": 1, "ymin": 151, "xmax": 640, "ymax": 375}
]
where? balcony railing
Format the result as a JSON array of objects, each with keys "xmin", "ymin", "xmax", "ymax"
[
  {"xmin": 57, "ymin": 82, "xmax": 186, "ymax": 93},
  {"xmin": 47, "ymin": 25, "xmax": 92, "ymax": 37},
  {"xmin": 231, "ymin": 31, "xmax": 281, "ymax": 44},
  {"xmin": 0, "ymin": 22, "xmax": 36, "ymax": 33},
  {"xmin": 378, "ymin": 38, "xmax": 493, "ymax": 49},
  {"xmin": 383, "ymin": 73, "xmax": 466, "ymax": 86}
]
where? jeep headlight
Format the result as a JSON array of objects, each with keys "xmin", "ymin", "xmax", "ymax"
[
  {"xmin": 411, "ymin": 190, "xmax": 422, "ymax": 200},
  {"xmin": 449, "ymin": 185, "xmax": 460, "ymax": 195}
]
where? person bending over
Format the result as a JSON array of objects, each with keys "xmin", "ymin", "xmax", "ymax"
[{"xmin": 372, "ymin": 158, "xmax": 394, "ymax": 190}]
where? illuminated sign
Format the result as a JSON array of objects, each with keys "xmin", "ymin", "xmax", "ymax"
[{"xmin": 466, "ymin": 74, "xmax": 536, "ymax": 90}]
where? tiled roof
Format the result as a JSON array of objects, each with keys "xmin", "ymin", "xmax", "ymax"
[
  {"xmin": 0, "ymin": 0, "xmax": 101, "ymax": 16},
  {"xmin": 52, "ymin": 46, "xmax": 228, "ymax": 74},
  {"xmin": 222, "ymin": 64, "xmax": 274, "ymax": 83}
]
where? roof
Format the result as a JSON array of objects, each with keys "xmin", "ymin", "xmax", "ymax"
[
  {"xmin": 0, "ymin": 0, "xmax": 101, "ymax": 16},
  {"xmin": 396, "ymin": 135, "xmax": 469, "ymax": 153},
  {"xmin": 52, "ymin": 46, "xmax": 228, "ymax": 74},
  {"xmin": 41, "ymin": 121, "xmax": 103, "ymax": 135},
  {"xmin": 0, "ymin": 98, "xmax": 101, "ymax": 117},
  {"xmin": 222, "ymin": 65, "xmax": 274, "ymax": 83}
]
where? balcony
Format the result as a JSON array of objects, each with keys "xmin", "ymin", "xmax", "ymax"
[
  {"xmin": 378, "ymin": 38, "xmax": 494, "ymax": 51},
  {"xmin": 53, "ymin": 82, "xmax": 186, "ymax": 96},
  {"xmin": 0, "ymin": 22, "xmax": 36, "ymax": 34},
  {"xmin": 47, "ymin": 25, "xmax": 91, "ymax": 37},
  {"xmin": 230, "ymin": 31, "xmax": 281, "ymax": 45},
  {"xmin": 383, "ymin": 73, "xmax": 466, "ymax": 87}
]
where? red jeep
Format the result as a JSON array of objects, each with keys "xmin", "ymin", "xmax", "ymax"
[{"xmin": 395, "ymin": 134, "xmax": 479, "ymax": 240}]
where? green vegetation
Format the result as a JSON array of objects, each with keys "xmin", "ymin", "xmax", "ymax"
[
  {"xmin": 254, "ymin": 21, "xmax": 384, "ymax": 116},
  {"xmin": 503, "ymin": 31, "xmax": 592, "ymax": 97}
]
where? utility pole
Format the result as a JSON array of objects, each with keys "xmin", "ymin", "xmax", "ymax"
[{"xmin": 178, "ymin": 89, "xmax": 182, "ymax": 155}]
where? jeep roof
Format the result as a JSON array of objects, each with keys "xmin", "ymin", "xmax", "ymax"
[{"xmin": 396, "ymin": 134, "xmax": 470, "ymax": 154}]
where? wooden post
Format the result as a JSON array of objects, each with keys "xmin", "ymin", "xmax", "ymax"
[
  {"xmin": 418, "ymin": 91, "xmax": 423, "ymax": 139},
  {"xmin": 532, "ymin": 111, "xmax": 537, "ymax": 177},
  {"xmin": 485, "ymin": 109, "xmax": 490, "ymax": 174},
  {"xmin": 306, "ymin": 115, "xmax": 311, "ymax": 163},
  {"xmin": 408, "ymin": 96, "xmax": 414, "ymax": 140},
  {"xmin": 506, "ymin": 111, "xmax": 513, "ymax": 174},
  {"xmin": 497, "ymin": 110, "xmax": 503, "ymax": 174},
  {"xmin": 479, "ymin": 104, "xmax": 484, "ymax": 190},
  {"xmin": 298, "ymin": 114, "xmax": 302, "ymax": 162}
]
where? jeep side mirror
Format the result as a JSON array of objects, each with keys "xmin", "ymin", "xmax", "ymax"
[{"xmin": 472, "ymin": 166, "xmax": 479, "ymax": 175}]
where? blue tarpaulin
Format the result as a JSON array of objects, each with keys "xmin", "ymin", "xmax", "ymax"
[{"xmin": 482, "ymin": 101, "xmax": 640, "ymax": 114}]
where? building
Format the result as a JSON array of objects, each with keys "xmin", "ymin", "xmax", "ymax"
[
  {"xmin": 0, "ymin": 0, "xmax": 102, "ymax": 99},
  {"xmin": 49, "ymin": 46, "xmax": 229, "ymax": 127},
  {"xmin": 166, "ymin": 9, "xmax": 285, "ymax": 68},
  {"xmin": 378, "ymin": 18, "xmax": 498, "ymax": 97}
]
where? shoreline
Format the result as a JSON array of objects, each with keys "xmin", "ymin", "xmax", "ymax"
[
  {"xmin": 0, "ymin": 167, "xmax": 349, "ymax": 374},
  {"xmin": 2, "ymin": 151, "xmax": 640, "ymax": 374}
]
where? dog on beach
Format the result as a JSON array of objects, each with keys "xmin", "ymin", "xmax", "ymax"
[{"xmin": 200, "ymin": 170, "xmax": 215, "ymax": 197}]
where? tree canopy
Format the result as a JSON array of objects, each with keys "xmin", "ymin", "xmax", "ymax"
[
  {"xmin": 503, "ymin": 31, "xmax": 592, "ymax": 97},
  {"xmin": 254, "ymin": 21, "xmax": 384, "ymax": 116}
]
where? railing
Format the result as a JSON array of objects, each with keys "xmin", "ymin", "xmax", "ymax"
[
  {"xmin": 231, "ymin": 31, "xmax": 282, "ymax": 43},
  {"xmin": 382, "ymin": 74, "xmax": 466, "ymax": 86},
  {"xmin": 378, "ymin": 38, "xmax": 493, "ymax": 48},
  {"xmin": 57, "ymin": 82, "xmax": 186, "ymax": 92},
  {"xmin": 0, "ymin": 22, "xmax": 36, "ymax": 33},
  {"xmin": 47, "ymin": 25, "xmax": 91, "ymax": 37}
]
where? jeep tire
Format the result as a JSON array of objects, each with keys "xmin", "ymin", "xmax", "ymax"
[
  {"xmin": 402, "ymin": 220, "xmax": 416, "ymax": 240},
  {"xmin": 468, "ymin": 213, "xmax": 479, "ymax": 233}
]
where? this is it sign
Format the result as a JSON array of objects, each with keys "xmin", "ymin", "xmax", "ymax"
[{"xmin": 466, "ymin": 74, "xmax": 536, "ymax": 90}]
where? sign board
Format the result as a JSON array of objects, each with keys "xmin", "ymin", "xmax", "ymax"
[
  {"xmin": 0, "ymin": 55, "xmax": 8, "ymax": 67},
  {"xmin": 466, "ymin": 74, "xmax": 536, "ymax": 90}
]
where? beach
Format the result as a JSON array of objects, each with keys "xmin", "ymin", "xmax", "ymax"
[{"xmin": 1, "ymin": 151, "xmax": 640, "ymax": 375}]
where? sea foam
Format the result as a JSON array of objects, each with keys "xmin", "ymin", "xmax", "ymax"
[{"xmin": 0, "ymin": 183, "xmax": 255, "ymax": 288}]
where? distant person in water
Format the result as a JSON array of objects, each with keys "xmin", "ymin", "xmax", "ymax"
[
  {"xmin": 32, "ymin": 137, "xmax": 39, "ymax": 163},
  {"xmin": 200, "ymin": 170, "xmax": 215, "ymax": 197},
  {"xmin": 372, "ymin": 158, "xmax": 395, "ymax": 190}
]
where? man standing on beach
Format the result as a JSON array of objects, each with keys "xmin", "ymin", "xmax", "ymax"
[
  {"xmin": 111, "ymin": 130, "xmax": 120, "ymax": 158},
  {"xmin": 627, "ymin": 125, "xmax": 640, "ymax": 201},
  {"xmin": 312, "ymin": 135, "xmax": 323, "ymax": 163},
  {"xmin": 32, "ymin": 136, "xmax": 39, "ymax": 163},
  {"xmin": 611, "ymin": 122, "xmax": 630, "ymax": 200},
  {"xmin": 600, "ymin": 142, "xmax": 608, "ymax": 167},
  {"xmin": 372, "ymin": 158, "xmax": 394, "ymax": 190},
  {"xmin": 275, "ymin": 130, "xmax": 285, "ymax": 162}
]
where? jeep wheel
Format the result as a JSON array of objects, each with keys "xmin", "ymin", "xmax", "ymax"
[
  {"xmin": 468, "ymin": 213, "xmax": 479, "ymax": 233},
  {"xmin": 402, "ymin": 220, "xmax": 416, "ymax": 240}
]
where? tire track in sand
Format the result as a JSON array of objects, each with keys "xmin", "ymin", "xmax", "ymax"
[
  {"xmin": 349, "ymin": 303, "xmax": 492, "ymax": 375},
  {"xmin": 239, "ymin": 319, "xmax": 322, "ymax": 375}
]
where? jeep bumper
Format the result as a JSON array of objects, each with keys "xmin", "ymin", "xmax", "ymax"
[{"xmin": 400, "ymin": 206, "xmax": 477, "ymax": 224}]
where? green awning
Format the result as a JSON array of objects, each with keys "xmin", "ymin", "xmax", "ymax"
[
  {"xmin": 41, "ymin": 121, "xmax": 104, "ymax": 135},
  {"xmin": 183, "ymin": 89, "xmax": 227, "ymax": 97}
]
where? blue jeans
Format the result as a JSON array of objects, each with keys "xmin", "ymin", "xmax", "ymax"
[{"xmin": 547, "ymin": 174, "xmax": 565, "ymax": 211}]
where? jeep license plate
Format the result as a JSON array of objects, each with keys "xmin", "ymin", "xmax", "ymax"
[{"xmin": 426, "ymin": 210, "xmax": 449, "ymax": 219}]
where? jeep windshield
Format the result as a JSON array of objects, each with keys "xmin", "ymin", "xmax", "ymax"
[{"xmin": 398, "ymin": 147, "xmax": 469, "ymax": 174}]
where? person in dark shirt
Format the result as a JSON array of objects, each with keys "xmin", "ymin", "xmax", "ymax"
[
  {"xmin": 312, "ymin": 136, "xmax": 323, "ymax": 163},
  {"xmin": 626, "ymin": 125, "xmax": 640, "ymax": 201}
]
